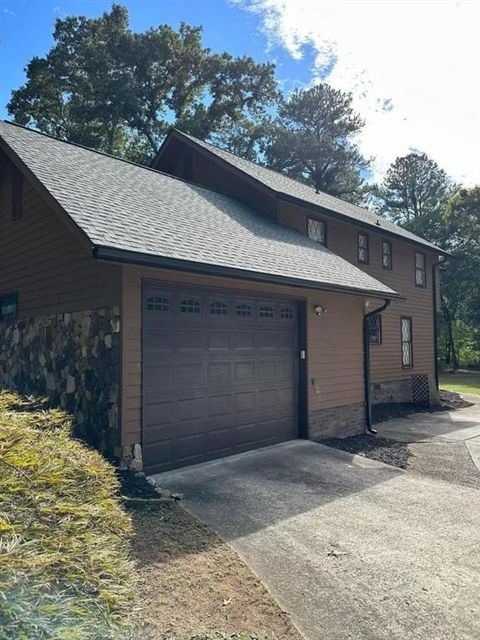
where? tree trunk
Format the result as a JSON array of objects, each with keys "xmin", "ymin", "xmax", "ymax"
[{"xmin": 443, "ymin": 303, "xmax": 459, "ymax": 371}]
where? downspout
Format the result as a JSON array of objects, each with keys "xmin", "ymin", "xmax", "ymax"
[{"xmin": 364, "ymin": 299, "xmax": 391, "ymax": 435}]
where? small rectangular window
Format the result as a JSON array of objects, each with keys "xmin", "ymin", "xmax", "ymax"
[
  {"xmin": 307, "ymin": 218, "xmax": 326, "ymax": 246},
  {"xmin": 401, "ymin": 317, "xmax": 413, "ymax": 367},
  {"xmin": 0, "ymin": 292, "xmax": 18, "ymax": 321},
  {"xmin": 368, "ymin": 314, "xmax": 382, "ymax": 344},
  {"xmin": 358, "ymin": 232, "xmax": 369, "ymax": 264},
  {"xmin": 12, "ymin": 168, "xmax": 23, "ymax": 219},
  {"xmin": 382, "ymin": 240, "xmax": 392, "ymax": 270},
  {"xmin": 415, "ymin": 252, "xmax": 426, "ymax": 287}
]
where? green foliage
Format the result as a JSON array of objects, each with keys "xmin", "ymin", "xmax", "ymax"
[
  {"xmin": 8, "ymin": 5, "xmax": 278, "ymax": 164},
  {"xmin": 0, "ymin": 391, "xmax": 135, "ymax": 639},
  {"xmin": 439, "ymin": 186, "xmax": 480, "ymax": 368},
  {"xmin": 373, "ymin": 152, "xmax": 452, "ymax": 228},
  {"xmin": 264, "ymin": 84, "xmax": 368, "ymax": 202}
]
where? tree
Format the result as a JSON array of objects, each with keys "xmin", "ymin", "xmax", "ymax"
[
  {"xmin": 7, "ymin": 4, "xmax": 279, "ymax": 163},
  {"xmin": 263, "ymin": 84, "xmax": 369, "ymax": 202},
  {"xmin": 440, "ymin": 187, "xmax": 480, "ymax": 369},
  {"xmin": 375, "ymin": 152, "xmax": 453, "ymax": 233}
]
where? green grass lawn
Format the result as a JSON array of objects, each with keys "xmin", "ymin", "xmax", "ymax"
[{"xmin": 440, "ymin": 370, "xmax": 480, "ymax": 396}]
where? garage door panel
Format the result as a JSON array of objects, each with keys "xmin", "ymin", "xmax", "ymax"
[
  {"xmin": 257, "ymin": 330, "xmax": 277, "ymax": 349},
  {"xmin": 143, "ymin": 285, "xmax": 299, "ymax": 472},
  {"xmin": 235, "ymin": 391, "xmax": 255, "ymax": 412},
  {"xmin": 144, "ymin": 400, "xmax": 173, "ymax": 425},
  {"xmin": 176, "ymin": 329, "xmax": 206, "ymax": 351},
  {"xmin": 177, "ymin": 397, "xmax": 203, "ymax": 421},
  {"xmin": 233, "ymin": 330, "xmax": 255, "ymax": 350},
  {"xmin": 234, "ymin": 361, "xmax": 255, "ymax": 382},
  {"xmin": 174, "ymin": 363, "xmax": 204, "ymax": 387},
  {"xmin": 207, "ymin": 393, "xmax": 233, "ymax": 417}
]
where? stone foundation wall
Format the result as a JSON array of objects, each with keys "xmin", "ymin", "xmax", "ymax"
[
  {"xmin": 309, "ymin": 402, "xmax": 365, "ymax": 440},
  {"xmin": 0, "ymin": 307, "xmax": 121, "ymax": 455},
  {"xmin": 371, "ymin": 378, "xmax": 413, "ymax": 405}
]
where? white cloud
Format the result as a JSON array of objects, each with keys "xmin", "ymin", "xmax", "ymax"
[{"xmin": 234, "ymin": 0, "xmax": 480, "ymax": 185}]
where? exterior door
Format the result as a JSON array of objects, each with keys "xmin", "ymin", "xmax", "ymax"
[{"xmin": 142, "ymin": 282, "xmax": 299, "ymax": 473}]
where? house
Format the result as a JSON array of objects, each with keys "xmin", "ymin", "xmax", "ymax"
[{"xmin": 0, "ymin": 122, "xmax": 445, "ymax": 473}]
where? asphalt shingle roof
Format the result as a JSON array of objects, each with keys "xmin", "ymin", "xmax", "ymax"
[
  {"xmin": 0, "ymin": 121, "xmax": 398, "ymax": 298},
  {"xmin": 168, "ymin": 130, "xmax": 442, "ymax": 253}
]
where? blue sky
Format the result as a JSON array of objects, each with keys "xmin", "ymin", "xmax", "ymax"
[
  {"xmin": 0, "ymin": 0, "xmax": 478, "ymax": 184},
  {"xmin": 0, "ymin": 0, "xmax": 315, "ymax": 119}
]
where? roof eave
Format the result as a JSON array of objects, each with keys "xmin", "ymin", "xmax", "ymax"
[
  {"xmin": 158, "ymin": 129, "xmax": 447, "ymax": 257},
  {"xmin": 93, "ymin": 245, "xmax": 401, "ymax": 301}
]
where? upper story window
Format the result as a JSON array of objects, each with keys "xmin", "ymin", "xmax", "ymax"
[
  {"xmin": 415, "ymin": 252, "xmax": 426, "ymax": 287},
  {"xmin": 358, "ymin": 232, "xmax": 369, "ymax": 264},
  {"xmin": 382, "ymin": 240, "xmax": 392, "ymax": 270},
  {"xmin": 11, "ymin": 167, "xmax": 23, "ymax": 220},
  {"xmin": 368, "ymin": 314, "xmax": 382, "ymax": 344},
  {"xmin": 0, "ymin": 292, "xmax": 18, "ymax": 321},
  {"xmin": 307, "ymin": 218, "xmax": 326, "ymax": 246}
]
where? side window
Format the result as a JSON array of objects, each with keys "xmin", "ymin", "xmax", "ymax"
[
  {"xmin": 401, "ymin": 317, "xmax": 413, "ymax": 367},
  {"xmin": 415, "ymin": 252, "xmax": 426, "ymax": 287},
  {"xmin": 0, "ymin": 292, "xmax": 18, "ymax": 321},
  {"xmin": 358, "ymin": 233, "xmax": 369, "ymax": 264},
  {"xmin": 368, "ymin": 314, "xmax": 382, "ymax": 344},
  {"xmin": 307, "ymin": 218, "xmax": 326, "ymax": 246},
  {"xmin": 12, "ymin": 167, "xmax": 23, "ymax": 220},
  {"xmin": 382, "ymin": 240, "xmax": 392, "ymax": 270}
]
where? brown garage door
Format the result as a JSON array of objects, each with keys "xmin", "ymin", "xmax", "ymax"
[{"xmin": 142, "ymin": 283, "xmax": 299, "ymax": 473}]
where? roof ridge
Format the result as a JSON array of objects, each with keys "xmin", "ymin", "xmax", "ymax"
[{"xmin": 172, "ymin": 127, "xmax": 371, "ymax": 215}]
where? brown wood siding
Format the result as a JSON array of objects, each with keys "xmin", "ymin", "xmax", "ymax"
[
  {"xmin": 277, "ymin": 200, "xmax": 437, "ymax": 383},
  {"xmin": 121, "ymin": 265, "xmax": 365, "ymax": 448},
  {"xmin": 0, "ymin": 159, "xmax": 122, "ymax": 316}
]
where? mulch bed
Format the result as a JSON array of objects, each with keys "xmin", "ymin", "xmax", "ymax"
[
  {"xmin": 372, "ymin": 390, "xmax": 473, "ymax": 424},
  {"xmin": 320, "ymin": 434, "xmax": 411, "ymax": 469}
]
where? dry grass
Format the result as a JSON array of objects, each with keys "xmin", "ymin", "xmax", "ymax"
[{"xmin": 0, "ymin": 390, "xmax": 135, "ymax": 639}]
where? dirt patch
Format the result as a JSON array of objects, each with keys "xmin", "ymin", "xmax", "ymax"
[
  {"xmin": 320, "ymin": 434, "xmax": 411, "ymax": 468},
  {"xmin": 118, "ymin": 472, "xmax": 302, "ymax": 640}
]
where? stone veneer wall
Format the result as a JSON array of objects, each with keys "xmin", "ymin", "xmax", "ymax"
[
  {"xmin": 309, "ymin": 402, "xmax": 365, "ymax": 440},
  {"xmin": 0, "ymin": 307, "xmax": 121, "ymax": 455}
]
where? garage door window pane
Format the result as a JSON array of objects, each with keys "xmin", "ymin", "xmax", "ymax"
[
  {"xmin": 280, "ymin": 306, "xmax": 294, "ymax": 319},
  {"xmin": 236, "ymin": 303, "xmax": 252, "ymax": 317},
  {"xmin": 146, "ymin": 296, "xmax": 169, "ymax": 312},
  {"xmin": 259, "ymin": 305, "xmax": 274, "ymax": 318},
  {"xmin": 180, "ymin": 299, "xmax": 200, "ymax": 313},
  {"xmin": 210, "ymin": 302, "xmax": 227, "ymax": 315}
]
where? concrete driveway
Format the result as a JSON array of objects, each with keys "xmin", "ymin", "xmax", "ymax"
[
  {"xmin": 377, "ymin": 394, "xmax": 480, "ymax": 472},
  {"xmin": 155, "ymin": 440, "xmax": 480, "ymax": 640}
]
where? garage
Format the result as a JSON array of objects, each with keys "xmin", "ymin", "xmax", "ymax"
[{"xmin": 142, "ymin": 282, "xmax": 300, "ymax": 473}]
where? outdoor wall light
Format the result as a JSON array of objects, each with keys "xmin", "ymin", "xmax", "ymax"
[{"xmin": 314, "ymin": 304, "xmax": 327, "ymax": 317}]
